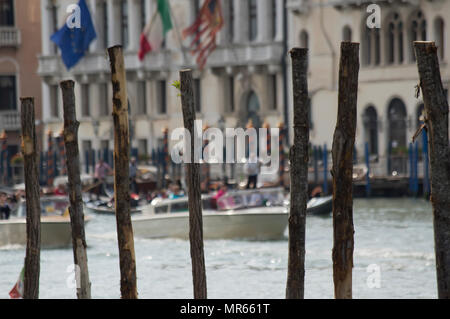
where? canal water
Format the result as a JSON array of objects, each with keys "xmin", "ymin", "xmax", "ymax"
[{"xmin": 0, "ymin": 198, "xmax": 436, "ymax": 299}]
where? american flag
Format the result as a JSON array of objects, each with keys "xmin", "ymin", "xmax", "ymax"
[{"xmin": 183, "ymin": 0, "xmax": 224, "ymax": 69}]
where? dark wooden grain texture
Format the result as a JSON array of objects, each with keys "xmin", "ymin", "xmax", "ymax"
[
  {"xmin": 180, "ymin": 69, "xmax": 207, "ymax": 299},
  {"xmin": 286, "ymin": 48, "xmax": 309, "ymax": 299},
  {"xmin": 108, "ymin": 45, "xmax": 138, "ymax": 299},
  {"xmin": 21, "ymin": 97, "xmax": 41, "ymax": 299},
  {"xmin": 331, "ymin": 42, "xmax": 359, "ymax": 299},
  {"xmin": 61, "ymin": 80, "xmax": 91, "ymax": 299},
  {"xmin": 414, "ymin": 41, "xmax": 450, "ymax": 299}
]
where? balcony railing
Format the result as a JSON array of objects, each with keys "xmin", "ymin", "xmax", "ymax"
[
  {"xmin": 0, "ymin": 26, "xmax": 21, "ymax": 47},
  {"xmin": 0, "ymin": 110, "xmax": 20, "ymax": 131},
  {"xmin": 38, "ymin": 50, "xmax": 172, "ymax": 77},
  {"xmin": 208, "ymin": 42, "xmax": 284, "ymax": 68}
]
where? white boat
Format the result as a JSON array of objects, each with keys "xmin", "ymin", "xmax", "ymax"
[
  {"xmin": 132, "ymin": 188, "xmax": 289, "ymax": 240},
  {"xmin": 0, "ymin": 196, "xmax": 91, "ymax": 249},
  {"xmin": 84, "ymin": 201, "xmax": 144, "ymax": 215}
]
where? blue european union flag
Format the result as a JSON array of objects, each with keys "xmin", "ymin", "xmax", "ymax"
[{"xmin": 50, "ymin": 0, "xmax": 97, "ymax": 70}]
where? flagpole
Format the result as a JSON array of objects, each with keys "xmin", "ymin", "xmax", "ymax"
[{"xmin": 166, "ymin": 0, "xmax": 188, "ymax": 65}]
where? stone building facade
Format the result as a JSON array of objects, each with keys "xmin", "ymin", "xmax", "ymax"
[{"xmin": 0, "ymin": 0, "xmax": 42, "ymax": 159}]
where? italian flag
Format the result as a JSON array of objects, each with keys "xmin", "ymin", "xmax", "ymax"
[
  {"xmin": 138, "ymin": 0, "xmax": 173, "ymax": 61},
  {"xmin": 9, "ymin": 267, "xmax": 24, "ymax": 299}
]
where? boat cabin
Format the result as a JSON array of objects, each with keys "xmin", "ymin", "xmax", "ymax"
[{"xmin": 145, "ymin": 187, "xmax": 286, "ymax": 215}]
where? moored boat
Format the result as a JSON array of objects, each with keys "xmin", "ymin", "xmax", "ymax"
[
  {"xmin": 306, "ymin": 195, "xmax": 333, "ymax": 216},
  {"xmin": 0, "ymin": 196, "xmax": 91, "ymax": 249},
  {"xmin": 132, "ymin": 187, "xmax": 289, "ymax": 240},
  {"xmin": 84, "ymin": 201, "xmax": 144, "ymax": 215}
]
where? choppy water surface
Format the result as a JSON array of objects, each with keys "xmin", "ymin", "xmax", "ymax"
[{"xmin": 0, "ymin": 198, "xmax": 436, "ymax": 299}]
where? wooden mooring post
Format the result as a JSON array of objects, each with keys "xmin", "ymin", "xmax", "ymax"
[
  {"xmin": 60, "ymin": 80, "xmax": 91, "ymax": 299},
  {"xmin": 331, "ymin": 42, "xmax": 359, "ymax": 299},
  {"xmin": 20, "ymin": 97, "xmax": 41, "ymax": 299},
  {"xmin": 108, "ymin": 45, "xmax": 138, "ymax": 299},
  {"xmin": 179, "ymin": 69, "xmax": 207, "ymax": 299},
  {"xmin": 286, "ymin": 48, "xmax": 309, "ymax": 299},
  {"xmin": 414, "ymin": 41, "xmax": 450, "ymax": 299}
]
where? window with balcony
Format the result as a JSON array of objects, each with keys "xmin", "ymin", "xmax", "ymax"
[
  {"xmin": 138, "ymin": 139, "xmax": 148, "ymax": 158},
  {"xmin": 271, "ymin": 0, "xmax": 277, "ymax": 40},
  {"xmin": 0, "ymin": 0, "xmax": 14, "ymax": 26},
  {"xmin": 140, "ymin": 0, "xmax": 146, "ymax": 30},
  {"xmin": 137, "ymin": 81, "xmax": 147, "ymax": 115},
  {"xmin": 385, "ymin": 13, "xmax": 404, "ymax": 65},
  {"xmin": 194, "ymin": 79, "xmax": 201, "ymax": 113},
  {"xmin": 121, "ymin": 0, "xmax": 129, "ymax": 48},
  {"xmin": 0, "ymin": 75, "xmax": 16, "ymax": 111},
  {"xmin": 249, "ymin": 0, "xmax": 257, "ymax": 41},
  {"xmin": 342, "ymin": 25, "xmax": 352, "ymax": 42},
  {"xmin": 409, "ymin": 10, "xmax": 426, "ymax": 62},
  {"xmin": 228, "ymin": 0, "xmax": 234, "ymax": 42},
  {"xmin": 99, "ymin": 83, "xmax": 109, "ymax": 116},
  {"xmin": 271, "ymin": 74, "xmax": 277, "ymax": 110},
  {"xmin": 299, "ymin": 30, "xmax": 308, "ymax": 48},
  {"xmin": 225, "ymin": 76, "xmax": 234, "ymax": 113},
  {"xmin": 157, "ymin": 80, "xmax": 167, "ymax": 114},
  {"xmin": 50, "ymin": 1, "xmax": 58, "ymax": 54},
  {"xmin": 101, "ymin": 0, "xmax": 108, "ymax": 49},
  {"xmin": 434, "ymin": 17, "xmax": 445, "ymax": 61},
  {"xmin": 81, "ymin": 84, "xmax": 90, "ymax": 117},
  {"xmin": 50, "ymin": 84, "xmax": 59, "ymax": 118},
  {"xmin": 362, "ymin": 26, "xmax": 380, "ymax": 66}
]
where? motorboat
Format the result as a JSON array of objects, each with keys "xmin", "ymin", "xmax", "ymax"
[
  {"xmin": 306, "ymin": 195, "xmax": 333, "ymax": 216},
  {"xmin": 84, "ymin": 200, "xmax": 144, "ymax": 215},
  {"xmin": 0, "ymin": 196, "xmax": 91, "ymax": 249},
  {"xmin": 132, "ymin": 187, "xmax": 289, "ymax": 240}
]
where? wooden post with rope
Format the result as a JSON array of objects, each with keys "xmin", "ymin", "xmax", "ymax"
[
  {"xmin": 20, "ymin": 97, "xmax": 41, "ymax": 299},
  {"xmin": 286, "ymin": 47, "xmax": 309, "ymax": 299},
  {"xmin": 60, "ymin": 80, "xmax": 91, "ymax": 299},
  {"xmin": 179, "ymin": 69, "xmax": 207, "ymax": 299},
  {"xmin": 108, "ymin": 45, "xmax": 138, "ymax": 299},
  {"xmin": 331, "ymin": 42, "xmax": 359, "ymax": 299},
  {"xmin": 414, "ymin": 41, "xmax": 450, "ymax": 299}
]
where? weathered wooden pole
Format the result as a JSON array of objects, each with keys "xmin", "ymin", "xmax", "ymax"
[
  {"xmin": 331, "ymin": 42, "xmax": 359, "ymax": 299},
  {"xmin": 414, "ymin": 41, "xmax": 450, "ymax": 299},
  {"xmin": 20, "ymin": 97, "xmax": 41, "ymax": 299},
  {"xmin": 60, "ymin": 80, "xmax": 91, "ymax": 299},
  {"xmin": 286, "ymin": 48, "xmax": 309, "ymax": 299},
  {"xmin": 179, "ymin": 69, "xmax": 207, "ymax": 299},
  {"xmin": 107, "ymin": 45, "xmax": 138, "ymax": 299}
]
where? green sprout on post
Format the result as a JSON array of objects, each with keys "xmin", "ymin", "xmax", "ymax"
[{"xmin": 171, "ymin": 80, "xmax": 181, "ymax": 97}]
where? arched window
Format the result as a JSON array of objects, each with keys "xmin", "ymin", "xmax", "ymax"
[
  {"xmin": 386, "ymin": 13, "xmax": 404, "ymax": 64},
  {"xmin": 434, "ymin": 17, "xmax": 445, "ymax": 60},
  {"xmin": 416, "ymin": 103, "xmax": 425, "ymax": 160},
  {"xmin": 409, "ymin": 10, "xmax": 427, "ymax": 62},
  {"xmin": 299, "ymin": 30, "xmax": 308, "ymax": 48},
  {"xmin": 249, "ymin": 0, "xmax": 257, "ymax": 41},
  {"xmin": 362, "ymin": 25, "xmax": 380, "ymax": 66},
  {"xmin": 388, "ymin": 98, "xmax": 408, "ymax": 174},
  {"xmin": 362, "ymin": 106, "xmax": 378, "ymax": 157},
  {"xmin": 388, "ymin": 98, "xmax": 407, "ymax": 150},
  {"xmin": 342, "ymin": 25, "xmax": 352, "ymax": 42}
]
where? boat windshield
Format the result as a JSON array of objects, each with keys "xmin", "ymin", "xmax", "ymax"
[
  {"xmin": 17, "ymin": 197, "xmax": 69, "ymax": 218},
  {"xmin": 216, "ymin": 189, "xmax": 285, "ymax": 211}
]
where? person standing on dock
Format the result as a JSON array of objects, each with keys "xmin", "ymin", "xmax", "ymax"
[
  {"xmin": 129, "ymin": 157, "xmax": 138, "ymax": 194},
  {"xmin": 245, "ymin": 153, "xmax": 261, "ymax": 189},
  {"xmin": 0, "ymin": 192, "xmax": 11, "ymax": 220},
  {"xmin": 94, "ymin": 158, "xmax": 112, "ymax": 199}
]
